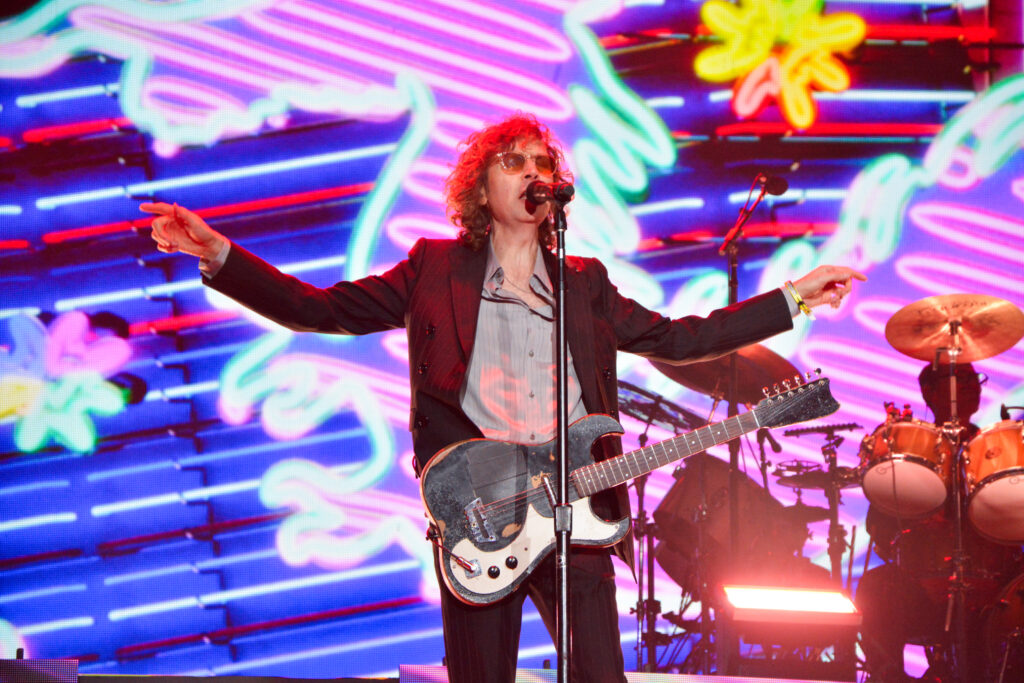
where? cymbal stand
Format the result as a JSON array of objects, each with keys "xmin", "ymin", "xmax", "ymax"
[
  {"xmin": 633, "ymin": 411, "xmax": 662, "ymax": 672},
  {"xmin": 819, "ymin": 430, "xmax": 848, "ymax": 586},
  {"xmin": 936, "ymin": 329, "xmax": 970, "ymax": 683},
  {"xmin": 819, "ymin": 427, "xmax": 855, "ymax": 673}
]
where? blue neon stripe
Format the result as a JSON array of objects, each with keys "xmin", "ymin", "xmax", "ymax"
[
  {"xmin": 88, "ymin": 427, "xmax": 368, "ymax": 482},
  {"xmin": 0, "ymin": 480, "xmax": 70, "ymax": 497},
  {"xmin": 0, "ymin": 513, "xmax": 77, "ymax": 533},
  {"xmin": 37, "ymin": 145, "xmax": 396, "ymax": 210},
  {"xmin": 0, "ymin": 584, "xmax": 88, "ymax": 604},
  {"xmin": 108, "ymin": 560, "xmax": 419, "ymax": 621},
  {"xmin": 18, "ymin": 617, "xmax": 95, "ymax": 635},
  {"xmin": 16, "ymin": 83, "xmax": 120, "ymax": 107}
]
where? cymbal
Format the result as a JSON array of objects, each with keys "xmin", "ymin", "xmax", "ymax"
[
  {"xmin": 650, "ymin": 344, "xmax": 799, "ymax": 405},
  {"xmin": 776, "ymin": 467, "xmax": 859, "ymax": 490},
  {"xmin": 884, "ymin": 294, "xmax": 1024, "ymax": 363},
  {"xmin": 780, "ymin": 504, "xmax": 831, "ymax": 525},
  {"xmin": 618, "ymin": 380, "xmax": 704, "ymax": 434}
]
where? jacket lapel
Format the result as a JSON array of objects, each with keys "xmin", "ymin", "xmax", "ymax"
[
  {"xmin": 449, "ymin": 242, "xmax": 488, "ymax": 359},
  {"xmin": 542, "ymin": 249, "xmax": 600, "ymax": 410}
]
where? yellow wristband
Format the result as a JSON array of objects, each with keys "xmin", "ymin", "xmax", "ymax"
[{"xmin": 786, "ymin": 280, "xmax": 815, "ymax": 320}]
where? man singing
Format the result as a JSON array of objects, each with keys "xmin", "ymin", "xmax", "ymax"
[{"xmin": 142, "ymin": 112, "xmax": 864, "ymax": 682}]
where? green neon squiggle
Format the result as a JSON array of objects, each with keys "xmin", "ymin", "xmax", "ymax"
[{"xmin": 346, "ymin": 73, "xmax": 435, "ymax": 280}]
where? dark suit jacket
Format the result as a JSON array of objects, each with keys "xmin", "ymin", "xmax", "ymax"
[{"xmin": 207, "ymin": 237, "xmax": 793, "ymax": 570}]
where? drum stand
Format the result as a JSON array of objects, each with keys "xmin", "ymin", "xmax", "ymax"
[{"xmin": 938, "ymin": 342, "xmax": 971, "ymax": 683}]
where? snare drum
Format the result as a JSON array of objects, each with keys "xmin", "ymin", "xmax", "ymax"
[
  {"xmin": 859, "ymin": 419, "xmax": 952, "ymax": 518},
  {"xmin": 966, "ymin": 420, "xmax": 1024, "ymax": 544}
]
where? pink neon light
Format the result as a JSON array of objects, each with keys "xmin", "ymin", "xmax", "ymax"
[
  {"xmin": 44, "ymin": 312, "xmax": 131, "ymax": 378},
  {"xmin": 275, "ymin": 0, "xmax": 570, "ymax": 111},
  {"xmin": 908, "ymin": 203, "xmax": 1024, "ymax": 263},
  {"xmin": 385, "ymin": 215, "xmax": 457, "ymax": 249},
  {"xmin": 432, "ymin": 110, "xmax": 487, "ymax": 149},
  {"xmin": 851, "ymin": 298, "xmax": 906, "ymax": 336},
  {"xmin": 936, "ymin": 146, "xmax": 981, "ymax": 190},
  {"xmin": 22, "ymin": 117, "xmax": 133, "ymax": 143},
  {"xmin": 1012, "ymin": 177, "xmax": 1024, "ymax": 202},
  {"xmin": 129, "ymin": 311, "xmax": 239, "ymax": 337},
  {"xmin": 382, "ymin": 330, "xmax": 409, "ymax": 364},
  {"xmin": 248, "ymin": 4, "xmax": 572, "ymax": 118},
  {"xmin": 340, "ymin": 0, "xmax": 572, "ymax": 61},
  {"xmin": 74, "ymin": 5, "xmax": 372, "ymax": 94},
  {"xmin": 895, "ymin": 254, "xmax": 1022, "ymax": 299},
  {"xmin": 733, "ymin": 56, "xmax": 780, "ymax": 120},
  {"xmin": 140, "ymin": 76, "xmax": 249, "ymax": 127},
  {"xmin": 43, "ymin": 183, "xmax": 373, "ymax": 244},
  {"xmin": 402, "ymin": 160, "xmax": 450, "ymax": 205}
]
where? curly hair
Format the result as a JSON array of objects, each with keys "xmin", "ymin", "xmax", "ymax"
[{"xmin": 444, "ymin": 112, "xmax": 572, "ymax": 251}]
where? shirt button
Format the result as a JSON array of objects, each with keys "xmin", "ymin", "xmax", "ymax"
[
  {"xmin": 529, "ymin": 391, "xmax": 535, "ymax": 398},
  {"xmin": 529, "ymin": 433, "xmax": 535, "ymax": 441},
  {"xmin": 528, "ymin": 350, "xmax": 534, "ymax": 357}
]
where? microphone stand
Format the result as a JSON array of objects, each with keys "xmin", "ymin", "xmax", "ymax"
[
  {"xmin": 551, "ymin": 195, "xmax": 573, "ymax": 683},
  {"xmin": 717, "ymin": 182, "xmax": 767, "ymax": 675}
]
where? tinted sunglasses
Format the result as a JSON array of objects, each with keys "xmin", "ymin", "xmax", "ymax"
[{"xmin": 495, "ymin": 151, "xmax": 555, "ymax": 175}]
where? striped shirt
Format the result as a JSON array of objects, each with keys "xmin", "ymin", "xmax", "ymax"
[{"xmin": 459, "ymin": 244, "xmax": 586, "ymax": 443}]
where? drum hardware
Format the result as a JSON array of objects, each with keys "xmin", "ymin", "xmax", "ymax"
[
  {"xmin": 647, "ymin": 347, "xmax": 807, "ymax": 674},
  {"xmin": 618, "ymin": 381, "xmax": 704, "ymax": 673},
  {"xmin": 858, "ymin": 410, "xmax": 952, "ymax": 519},
  {"xmin": 782, "ymin": 424, "xmax": 855, "ymax": 588},
  {"xmin": 783, "ymin": 422, "xmax": 862, "ymax": 438},
  {"xmin": 964, "ymin": 420, "xmax": 1024, "ymax": 544},
  {"xmin": 882, "ymin": 294, "xmax": 1024, "ymax": 683},
  {"xmin": 882, "ymin": 293, "xmax": 1024, "ymax": 364},
  {"xmin": 650, "ymin": 343, "xmax": 800, "ymax": 406},
  {"xmin": 776, "ymin": 468, "xmax": 859, "ymax": 491}
]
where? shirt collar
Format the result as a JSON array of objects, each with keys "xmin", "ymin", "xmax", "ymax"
[{"xmin": 484, "ymin": 240, "xmax": 552, "ymax": 294}]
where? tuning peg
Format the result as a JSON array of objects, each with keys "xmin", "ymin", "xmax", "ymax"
[
  {"xmin": 762, "ymin": 387, "xmax": 771, "ymax": 398},
  {"xmin": 805, "ymin": 371, "xmax": 814, "ymax": 381},
  {"xmin": 772, "ymin": 383, "xmax": 780, "ymax": 394},
  {"xmin": 782, "ymin": 380, "xmax": 792, "ymax": 391},
  {"xmin": 793, "ymin": 374, "xmax": 803, "ymax": 386}
]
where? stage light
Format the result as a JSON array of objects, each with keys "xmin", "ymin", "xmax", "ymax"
[{"xmin": 722, "ymin": 584, "xmax": 861, "ymax": 626}]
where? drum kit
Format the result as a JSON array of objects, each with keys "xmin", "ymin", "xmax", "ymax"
[{"xmin": 620, "ymin": 293, "xmax": 1024, "ymax": 678}]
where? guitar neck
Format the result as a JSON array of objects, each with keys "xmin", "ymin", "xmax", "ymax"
[{"xmin": 572, "ymin": 411, "xmax": 760, "ymax": 497}]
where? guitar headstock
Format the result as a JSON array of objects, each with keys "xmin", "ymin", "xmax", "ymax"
[{"xmin": 754, "ymin": 370, "xmax": 840, "ymax": 429}]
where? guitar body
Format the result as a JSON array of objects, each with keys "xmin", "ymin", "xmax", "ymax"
[{"xmin": 420, "ymin": 414, "xmax": 630, "ymax": 605}]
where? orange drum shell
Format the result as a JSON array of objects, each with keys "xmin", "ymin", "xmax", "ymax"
[
  {"xmin": 860, "ymin": 419, "xmax": 952, "ymax": 473},
  {"xmin": 859, "ymin": 420, "xmax": 953, "ymax": 518},
  {"xmin": 965, "ymin": 420, "xmax": 1024, "ymax": 490}
]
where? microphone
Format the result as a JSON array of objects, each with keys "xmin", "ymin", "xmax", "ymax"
[
  {"xmin": 718, "ymin": 173, "xmax": 787, "ymax": 254},
  {"xmin": 757, "ymin": 174, "xmax": 789, "ymax": 196},
  {"xmin": 757, "ymin": 427, "xmax": 782, "ymax": 453},
  {"xmin": 526, "ymin": 181, "xmax": 575, "ymax": 205}
]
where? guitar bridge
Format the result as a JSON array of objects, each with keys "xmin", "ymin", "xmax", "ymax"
[{"xmin": 464, "ymin": 497, "xmax": 496, "ymax": 543}]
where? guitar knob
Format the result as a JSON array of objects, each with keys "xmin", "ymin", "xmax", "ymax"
[
  {"xmin": 488, "ymin": 566, "xmax": 500, "ymax": 579},
  {"xmin": 505, "ymin": 556, "xmax": 518, "ymax": 569}
]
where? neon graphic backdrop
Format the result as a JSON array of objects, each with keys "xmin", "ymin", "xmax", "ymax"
[{"xmin": 1, "ymin": 0, "xmax": 1022, "ymax": 679}]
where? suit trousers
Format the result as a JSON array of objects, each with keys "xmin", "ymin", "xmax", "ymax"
[{"xmin": 435, "ymin": 546, "xmax": 627, "ymax": 683}]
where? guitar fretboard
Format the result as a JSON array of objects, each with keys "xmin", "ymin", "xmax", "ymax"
[{"xmin": 571, "ymin": 411, "xmax": 760, "ymax": 498}]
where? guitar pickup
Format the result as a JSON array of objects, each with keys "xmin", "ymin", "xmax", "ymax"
[{"xmin": 464, "ymin": 497, "xmax": 497, "ymax": 543}]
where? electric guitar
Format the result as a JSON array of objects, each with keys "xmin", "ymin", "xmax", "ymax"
[{"xmin": 420, "ymin": 375, "xmax": 840, "ymax": 605}]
